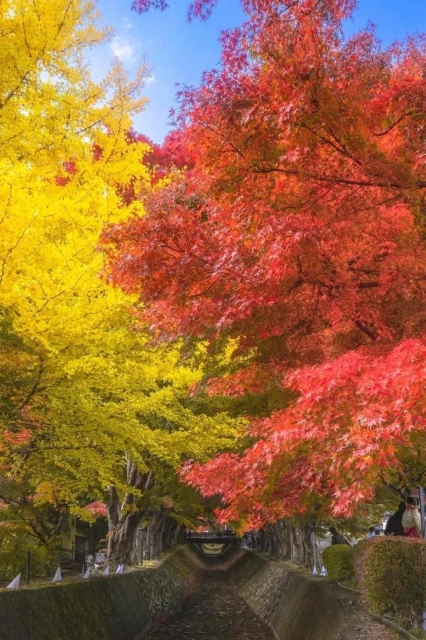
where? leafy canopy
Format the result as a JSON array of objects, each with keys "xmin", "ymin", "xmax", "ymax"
[
  {"xmin": 106, "ymin": 0, "xmax": 426, "ymax": 524},
  {"xmin": 0, "ymin": 0, "xmax": 238, "ymax": 538}
]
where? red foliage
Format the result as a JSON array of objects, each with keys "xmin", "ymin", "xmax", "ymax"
[
  {"xmin": 132, "ymin": 0, "xmax": 219, "ymax": 21},
  {"xmin": 104, "ymin": 11, "xmax": 426, "ymax": 355},
  {"xmin": 206, "ymin": 363, "xmax": 274, "ymax": 397},
  {"xmin": 132, "ymin": 0, "xmax": 355, "ymax": 22},
  {"xmin": 55, "ymin": 160, "xmax": 77, "ymax": 186},
  {"xmin": 107, "ymin": 0, "xmax": 426, "ymax": 521},
  {"xmin": 184, "ymin": 339, "xmax": 426, "ymax": 523},
  {"xmin": 92, "ymin": 144, "xmax": 103, "ymax": 162},
  {"xmin": 84, "ymin": 501, "xmax": 108, "ymax": 518},
  {"xmin": 115, "ymin": 130, "xmax": 195, "ymax": 203},
  {"xmin": 129, "ymin": 129, "xmax": 195, "ymax": 177}
]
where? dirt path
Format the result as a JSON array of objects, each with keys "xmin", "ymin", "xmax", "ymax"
[{"xmin": 144, "ymin": 572, "xmax": 276, "ymax": 640}]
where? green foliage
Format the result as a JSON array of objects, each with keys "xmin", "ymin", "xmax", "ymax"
[
  {"xmin": 0, "ymin": 531, "xmax": 58, "ymax": 581},
  {"xmin": 189, "ymin": 386, "xmax": 294, "ymax": 420},
  {"xmin": 322, "ymin": 544, "xmax": 355, "ymax": 582},
  {"xmin": 355, "ymin": 537, "xmax": 426, "ymax": 625}
]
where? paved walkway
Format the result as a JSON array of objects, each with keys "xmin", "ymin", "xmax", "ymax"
[{"xmin": 145, "ymin": 572, "xmax": 275, "ymax": 640}]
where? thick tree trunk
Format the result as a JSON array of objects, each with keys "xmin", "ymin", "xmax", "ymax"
[
  {"xmin": 164, "ymin": 518, "xmax": 181, "ymax": 550},
  {"xmin": 146, "ymin": 508, "xmax": 169, "ymax": 559},
  {"xmin": 263, "ymin": 521, "xmax": 292, "ymax": 558},
  {"xmin": 290, "ymin": 523, "xmax": 312, "ymax": 568},
  {"xmin": 261, "ymin": 519, "xmax": 312, "ymax": 569},
  {"xmin": 107, "ymin": 460, "xmax": 154, "ymax": 565},
  {"xmin": 109, "ymin": 510, "xmax": 143, "ymax": 565}
]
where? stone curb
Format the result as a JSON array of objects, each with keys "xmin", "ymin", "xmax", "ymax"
[
  {"xmin": 335, "ymin": 581, "xmax": 362, "ymax": 594},
  {"xmin": 370, "ymin": 614, "xmax": 418, "ymax": 640},
  {"xmin": 335, "ymin": 582, "xmax": 418, "ymax": 640}
]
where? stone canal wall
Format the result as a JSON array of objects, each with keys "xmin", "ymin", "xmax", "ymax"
[
  {"xmin": 228, "ymin": 551, "xmax": 369, "ymax": 640},
  {"xmin": 134, "ymin": 548, "xmax": 200, "ymax": 615},
  {"xmin": 0, "ymin": 549, "xmax": 198, "ymax": 640},
  {"xmin": 0, "ymin": 545, "xmax": 380, "ymax": 640}
]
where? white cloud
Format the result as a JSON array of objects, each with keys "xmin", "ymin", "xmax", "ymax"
[{"xmin": 110, "ymin": 36, "xmax": 134, "ymax": 62}]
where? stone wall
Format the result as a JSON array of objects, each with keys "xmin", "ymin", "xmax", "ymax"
[
  {"xmin": 0, "ymin": 549, "xmax": 199, "ymax": 640},
  {"xmin": 0, "ymin": 545, "xmax": 384, "ymax": 640},
  {"xmin": 0, "ymin": 572, "xmax": 150, "ymax": 640},
  {"xmin": 228, "ymin": 551, "xmax": 368, "ymax": 640},
  {"xmin": 134, "ymin": 548, "xmax": 200, "ymax": 614}
]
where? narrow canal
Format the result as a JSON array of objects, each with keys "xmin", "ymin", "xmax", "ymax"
[{"xmin": 145, "ymin": 570, "xmax": 275, "ymax": 640}]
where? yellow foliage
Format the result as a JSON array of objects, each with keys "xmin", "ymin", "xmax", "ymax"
[{"xmin": 0, "ymin": 0, "xmax": 237, "ymax": 514}]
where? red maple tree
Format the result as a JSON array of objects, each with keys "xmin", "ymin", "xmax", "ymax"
[{"xmin": 105, "ymin": 0, "xmax": 426, "ymax": 520}]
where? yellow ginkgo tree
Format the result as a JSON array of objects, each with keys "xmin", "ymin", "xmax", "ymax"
[{"xmin": 0, "ymin": 0, "xmax": 238, "ymax": 565}]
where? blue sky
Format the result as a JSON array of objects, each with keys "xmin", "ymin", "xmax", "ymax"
[{"xmin": 92, "ymin": 0, "xmax": 426, "ymax": 143}]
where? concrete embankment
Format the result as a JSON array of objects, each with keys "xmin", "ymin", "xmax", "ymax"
[
  {"xmin": 0, "ymin": 545, "xmax": 395, "ymax": 640},
  {"xmin": 0, "ymin": 550, "xmax": 196, "ymax": 640},
  {"xmin": 144, "ymin": 568, "xmax": 275, "ymax": 640},
  {"xmin": 173, "ymin": 546, "xmax": 395, "ymax": 640},
  {"xmin": 227, "ymin": 550, "xmax": 366, "ymax": 640}
]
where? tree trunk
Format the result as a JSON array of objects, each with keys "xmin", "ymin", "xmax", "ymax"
[
  {"xmin": 290, "ymin": 523, "xmax": 312, "ymax": 568},
  {"xmin": 164, "ymin": 518, "xmax": 180, "ymax": 550},
  {"xmin": 261, "ymin": 519, "xmax": 312, "ymax": 568},
  {"xmin": 146, "ymin": 508, "xmax": 168, "ymax": 559},
  {"xmin": 109, "ymin": 510, "xmax": 142, "ymax": 565},
  {"xmin": 106, "ymin": 486, "xmax": 120, "ymax": 560},
  {"xmin": 107, "ymin": 460, "xmax": 154, "ymax": 565}
]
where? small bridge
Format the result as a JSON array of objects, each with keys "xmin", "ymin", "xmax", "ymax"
[{"xmin": 184, "ymin": 531, "xmax": 241, "ymax": 544}]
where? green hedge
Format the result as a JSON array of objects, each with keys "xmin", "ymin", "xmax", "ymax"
[
  {"xmin": 322, "ymin": 544, "xmax": 355, "ymax": 582},
  {"xmin": 355, "ymin": 536, "xmax": 426, "ymax": 625}
]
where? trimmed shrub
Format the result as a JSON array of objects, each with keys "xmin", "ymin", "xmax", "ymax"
[
  {"xmin": 355, "ymin": 536, "xmax": 426, "ymax": 625},
  {"xmin": 322, "ymin": 544, "xmax": 355, "ymax": 582}
]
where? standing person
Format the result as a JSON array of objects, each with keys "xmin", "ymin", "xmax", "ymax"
[
  {"xmin": 329, "ymin": 527, "xmax": 351, "ymax": 546},
  {"xmin": 95, "ymin": 550, "xmax": 106, "ymax": 567},
  {"xmin": 402, "ymin": 497, "xmax": 422, "ymax": 538},
  {"xmin": 384, "ymin": 502, "xmax": 405, "ymax": 536},
  {"xmin": 254, "ymin": 531, "xmax": 260, "ymax": 551}
]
